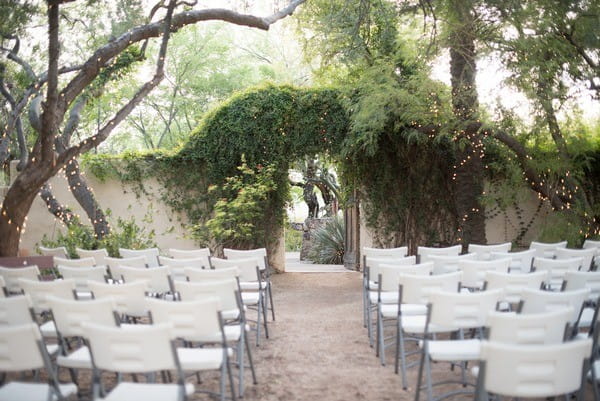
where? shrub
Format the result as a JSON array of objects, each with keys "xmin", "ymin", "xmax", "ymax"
[{"xmin": 307, "ymin": 215, "xmax": 345, "ymax": 264}]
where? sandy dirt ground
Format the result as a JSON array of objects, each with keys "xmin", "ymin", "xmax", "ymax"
[{"xmin": 15, "ymin": 271, "xmax": 596, "ymax": 400}]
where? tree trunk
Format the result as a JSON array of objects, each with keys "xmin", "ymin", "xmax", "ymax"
[{"xmin": 449, "ymin": 3, "xmax": 487, "ymax": 248}]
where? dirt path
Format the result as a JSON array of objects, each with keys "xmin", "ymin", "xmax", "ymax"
[{"xmin": 242, "ymin": 272, "xmax": 410, "ymax": 401}]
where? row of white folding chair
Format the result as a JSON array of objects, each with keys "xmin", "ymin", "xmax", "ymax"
[
  {"xmin": 532, "ymin": 256, "xmax": 585, "ymax": 290},
  {"xmin": 38, "ymin": 245, "xmax": 68, "ymax": 259}
]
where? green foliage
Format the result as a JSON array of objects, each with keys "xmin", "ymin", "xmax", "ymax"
[
  {"xmin": 285, "ymin": 228, "xmax": 303, "ymax": 252},
  {"xmin": 40, "ymin": 213, "xmax": 156, "ymax": 258},
  {"xmin": 307, "ymin": 216, "xmax": 345, "ymax": 264},
  {"xmin": 0, "ymin": 0, "xmax": 39, "ymax": 38},
  {"xmin": 192, "ymin": 161, "xmax": 282, "ymax": 250}
]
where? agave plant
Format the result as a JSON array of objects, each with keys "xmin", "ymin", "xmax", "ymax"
[{"xmin": 308, "ymin": 215, "xmax": 345, "ymax": 264}]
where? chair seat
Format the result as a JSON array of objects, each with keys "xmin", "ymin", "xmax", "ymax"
[
  {"xmin": 241, "ymin": 292, "xmax": 260, "ymax": 305},
  {"xmin": 99, "ymin": 382, "xmax": 195, "ymax": 401},
  {"xmin": 239, "ymin": 281, "xmax": 268, "ymax": 291},
  {"xmin": 222, "ymin": 308, "xmax": 241, "ymax": 321},
  {"xmin": 224, "ymin": 325, "xmax": 242, "ymax": 342},
  {"xmin": 46, "ymin": 343, "xmax": 60, "ymax": 356},
  {"xmin": 578, "ymin": 307, "xmax": 595, "ymax": 328},
  {"xmin": 380, "ymin": 303, "xmax": 428, "ymax": 318},
  {"xmin": 369, "ymin": 291, "xmax": 398, "ymax": 304},
  {"xmin": 402, "ymin": 315, "xmax": 449, "ymax": 334},
  {"xmin": 57, "ymin": 345, "xmax": 92, "ymax": 369},
  {"xmin": 40, "ymin": 320, "xmax": 57, "ymax": 337},
  {"xmin": 0, "ymin": 381, "xmax": 78, "ymax": 401},
  {"xmin": 177, "ymin": 347, "xmax": 232, "ymax": 371},
  {"xmin": 423, "ymin": 339, "xmax": 481, "ymax": 361}
]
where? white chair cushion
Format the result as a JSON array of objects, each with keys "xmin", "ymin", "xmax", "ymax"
[
  {"xmin": 0, "ymin": 382, "xmax": 77, "ymax": 401},
  {"xmin": 369, "ymin": 291, "xmax": 398, "ymax": 304},
  {"xmin": 100, "ymin": 382, "xmax": 194, "ymax": 401},
  {"xmin": 241, "ymin": 292, "xmax": 260, "ymax": 305},
  {"xmin": 57, "ymin": 346, "xmax": 92, "ymax": 369},
  {"xmin": 39, "ymin": 320, "xmax": 57, "ymax": 337},
  {"xmin": 425, "ymin": 339, "xmax": 481, "ymax": 361},
  {"xmin": 177, "ymin": 347, "xmax": 232, "ymax": 371},
  {"xmin": 380, "ymin": 303, "xmax": 428, "ymax": 318}
]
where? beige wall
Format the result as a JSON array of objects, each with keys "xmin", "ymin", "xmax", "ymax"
[{"xmin": 5, "ymin": 160, "xmax": 287, "ymax": 270}]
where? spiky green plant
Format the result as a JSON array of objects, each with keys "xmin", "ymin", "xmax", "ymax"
[{"xmin": 308, "ymin": 215, "xmax": 345, "ymax": 264}]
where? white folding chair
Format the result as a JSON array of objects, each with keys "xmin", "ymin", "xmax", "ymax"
[
  {"xmin": 87, "ymin": 280, "xmax": 149, "ymax": 323},
  {"xmin": 490, "ymin": 249, "xmax": 536, "ymax": 273},
  {"xmin": 475, "ymin": 339, "xmax": 592, "ymax": 400},
  {"xmin": 19, "ymin": 278, "xmax": 76, "ymax": 338},
  {"xmin": 0, "ymin": 265, "xmax": 40, "ymax": 295},
  {"xmin": 185, "ymin": 266, "xmax": 240, "ymax": 283},
  {"xmin": 563, "ymin": 270, "xmax": 600, "ymax": 330},
  {"xmin": 458, "ymin": 258, "xmax": 512, "ymax": 291},
  {"xmin": 529, "ymin": 240, "xmax": 568, "ymax": 259},
  {"xmin": 467, "ymin": 242, "xmax": 511, "ymax": 260},
  {"xmin": 532, "ymin": 257, "xmax": 583, "ymax": 290},
  {"xmin": 223, "ymin": 248, "xmax": 275, "ymax": 322},
  {"xmin": 363, "ymin": 255, "xmax": 416, "ymax": 333},
  {"xmin": 57, "ymin": 265, "xmax": 108, "ymax": 299},
  {"xmin": 54, "ymin": 256, "xmax": 96, "ymax": 268},
  {"xmin": 105, "ymin": 255, "xmax": 148, "ymax": 271},
  {"xmin": 429, "ymin": 253, "xmax": 476, "ymax": 275},
  {"xmin": 417, "ymin": 244, "xmax": 461, "ymax": 263},
  {"xmin": 39, "ymin": 246, "xmax": 68, "ymax": 260},
  {"xmin": 483, "ymin": 270, "xmax": 546, "ymax": 309},
  {"xmin": 415, "ymin": 288, "xmax": 504, "ymax": 401},
  {"xmin": 519, "ymin": 287, "xmax": 590, "ymax": 336},
  {"xmin": 76, "ymin": 248, "xmax": 109, "ymax": 267},
  {"xmin": 556, "ymin": 247, "xmax": 596, "ymax": 271},
  {"xmin": 583, "ymin": 239, "xmax": 600, "ymax": 270},
  {"xmin": 169, "ymin": 247, "xmax": 211, "ymax": 259},
  {"xmin": 119, "ymin": 247, "xmax": 160, "ymax": 268},
  {"xmin": 83, "ymin": 322, "xmax": 195, "ymax": 401},
  {"xmin": 210, "ymin": 258, "xmax": 268, "ymax": 346},
  {"xmin": 47, "ymin": 296, "xmax": 119, "ymax": 390},
  {"xmin": 394, "ymin": 271, "xmax": 463, "ymax": 389},
  {"xmin": 147, "ymin": 297, "xmax": 242, "ymax": 400},
  {"xmin": 0, "ymin": 295, "xmax": 59, "ymax": 356},
  {"xmin": 0, "ymin": 323, "xmax": 77, "ymax": 401}
]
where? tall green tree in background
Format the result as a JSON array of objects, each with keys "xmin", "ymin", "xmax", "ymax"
[{"xmin": 0, "ymin": 0, "xmax": 306, "ymax": 257}]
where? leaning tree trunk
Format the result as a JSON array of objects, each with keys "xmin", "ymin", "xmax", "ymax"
[{"xmin": 449, "ymin": 3, "xmax": 487, "ymax": 249}]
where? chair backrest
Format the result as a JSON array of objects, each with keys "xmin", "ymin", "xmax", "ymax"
[
  {"xmin": 400, "ymin": 271, "xmax": 462, "ymax": 304},
  {"xmin": 520, "ymin": 287, "xmax": 590, "ymax": 324},
  {"xmin": 105, "ymin": 255, "xmax": 148, "ymax": 270},
  {"xmin": 19, "ymin": 278, "xmax": 76, "ymax": 313},
  {"xmin": 0, "ymin": 294, "xmax": 35, "ymax": 326},
  {"xmin": 117, "ymin": 265, "xmax": 171, "ymax": 294},
  {"xmin": 158, "ymin": 256, "xmax": 209, "ymax": 283},
  {"xmin": 555, "ymin": 248, "xmax": 595, "ymax": 271},
  {"xmin": 87, "ymin": 280, "xmax": 149, "ymax": 317},
  {"xmin": 47, "ymin": 296, "xmax": 118, "ymax": 337},
  {"xmin": 429, "ymin": 253, "xmax": 476, "ymax": 275},
  {"xmin": 459, "ymin": 258, "xmax": 512, "ymax": 289},
  {"xmin": 83, "ymin": 321, "xmax": 177, "ymax": 373},
  {"xmin": 0, "ymin": 265, "xmax": 40, "ymax": 294},
  {"xmin": 169, "ymin": 247, "xmax": 211, "ymax": 259},
  {"xmin": 175, "ymin": 279, "xmax": 239, "ymax": 312},
  {"xmin": 0, "ymin": 323, "xmax": 47, "ymax": 371},
  {"xmin": 583, "ymin": 239, "xmax": 600, "ymax": 256},
  {"xmin": 417, "ymin": 245, "xmax": 462, "ymax": 264},
  {"xmin": 486, "ymin": 308, "xmax": 571, "ymax": 345},
  {"xmin": 211, "ymin": 257, "xmax": 259, "ymax": 282},
  {"xmin": 563, "ymin": 270, "xmax": 600, "ymax": 302},
  {"xmin": 362, "ymin": 246, "xmax": 409, "ymax": 261},
  {"xmin": 490, "ymin": 249, "xmax": 536, "ymax": 273},
  {"xmin": 478, "ymin": 339, "xmax": 592, "ymax": 398},
  {"xmin": 532, "ymin": 257, "xmax": 583, "ymax": 289},
  {"xmin": 185, "ymin": 266, "xmax": 239, "ymax": 282},
  {"xmin": 484, "ymin": 270, "xmax": 546, "ymax": 304},
  {"xmin": 529, "ymin": 240, "xmax": 568, "ymax": 258},
  {"xmin": 39, "ymin": 245, "xmax": 68, "ymax": 259},
  {"xmin": 58, "ymin": 265, "xmax": 108, "ymax": 293},
  {"xmin": 428, "ymin": 289, "xmax": 503, "ymax": 332},
  {"xmin": 147, "ymin": 297, "xmax": 223, "ymax": 343},
  {"xmin": 119, "ymin": 248, "xmax": 160, "ymax": 268},
  {"xmin": 379, "ymin": 263, "xmax": 433, "ymax": 283},
  {"xmin": 76, "ymin": 248, "xmax": 109, "ymax": 266},
  {"xmin": 54, "ymin": 256, "xmax": 96, "ymax": 267},
  {"xmin": 224, "ymin": 248, "xmax": 268, "ymax": 271},
  {"xmin": 367, "ymin": 257, "xmax": 421, "ymax": 283},
  {"xmin": 467, "ymin": 242, "xmax": 512, "ymax": 260}
]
